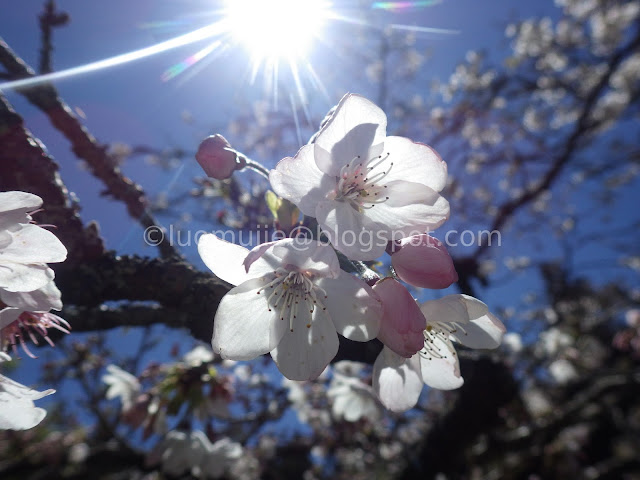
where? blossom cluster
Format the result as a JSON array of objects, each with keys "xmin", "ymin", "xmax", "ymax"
[
  {"xmin": 0, "ymin": 191, "xmax": 68, "ymax": 430},
  {"xmin": 197, "ymin": 94, "xmax": 505, "ymax": 412},
  {"xmin": 102, "ymin": 346, "xmax": 232, "ymax": 439}
]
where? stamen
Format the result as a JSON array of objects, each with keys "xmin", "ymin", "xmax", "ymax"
[
  {"xmin": 419, "ymin": 326, "xmax": 449, "ymax": 360},
  {"xmin": 259, "ymin": 269, "xmax": 330, "ymax": 333},
  {"xmin": 333, "ymin": 150, "xmax": 394, "ymax": 211}
]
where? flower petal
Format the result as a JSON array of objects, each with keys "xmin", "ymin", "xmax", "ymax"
[
  {"xmin": 0, "ymin": 224, "xmax": 67, "ymax": 264},
  {"xmin": 212, "ymin": 278, "xmax": 287, "ymax": 360},
  {"xmin": 382, "ymin": 136, "xmax": 448, "ymax": 192},
  {"xmin": 418, "ymin": 335, "xmax": 464, "ymax": 390},
  {"xmin": 271, "ymin": 309, "xmax": 339, "ymax": 381},
  {"xmin": 315, "ymin": 200, "xmax": 388, "ymax": 260},
  {"xmin": 269, "ymin": 146, "xmax": 334, "ymax": 217},
  {"xmin": 0, "ymin": 280, "xmax": 62, "ymax": 311},
  {"xmin": 372, "ymin": 346, "xmax": 423, "ymax": 412},
  {"xmin": 0, "ymin": 192, "xmax": 42, "ymax": 230},
  {"xmin": 373, "ymin": 278, "xmax": 425, "ymax": 357},
  {"xmin": 365, "ymin": 181, "xmax": 450, "ymax": 238},
  {"xmin": 314, "ymin": 94, "xmax": 387, "ymax": 176},
  {"xmin": 247, "ymin": 239, "xmax": 340, "ymax": 279},
  {"xmin": 242, "ymin": 241, "xmax": 278, "ymax": 273},
  {"xmin": 0, "ymin": 191, "xmax": 42, "ymax": 214},
  {"xmin": 421, "ymin": 295, "xmax": 505, "ymax": 349},
  {"xmin": 316, "ymin": 271, "xmax": 382, "ymax": 342},
  {"xmin": 0, "ymin": 374, "xmax": 54, "ymax": 430},
  {"xmin": 0, "ymin": 395, "xmax": 48, "ymax": 430},
  {"xmin": 0, "ymin": 307, "xmax": 21, "ymax": 330},
  {"xmin": 0, "ymin": 263, "xmax": 54, "ymax": 293},
  {"xmin": 198, "ymin": 234, "xmax": 250, "ymax": 286}
]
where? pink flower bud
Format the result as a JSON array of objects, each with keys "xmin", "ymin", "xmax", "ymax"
[
  {"xmin": 195, "ymin": 134, "xmax": 238, "ymax": 180},
  {"xmin": 391, "ymin": 234, "xmax": 458, "ymax": 289},
  {"xmin": 373, "ymin": 278, "xmax": 425, "ymax": 358}
]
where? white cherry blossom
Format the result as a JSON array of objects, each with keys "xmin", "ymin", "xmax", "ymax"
[
  {"xmin": 182, "ymin": 345, "xmax": 215, "ymax": 367},
  {"xmin": 0, "ymin": 281, "xmax": 70, "ymax": 357},
  {"xmin": 327, "ymin": 361, "xmax": 381, "ymax": 422},
  {"xmin": 198, "ymin": 234, "xmax": 382, "ymax": 380},
  {"xmin": 152, "ymin": 430, "xmax": 243, "ymax": 479},
  {"xmin": 373, "ymin": 294, "xmax": 505, "ymax": 412},
  {"xmin": 269, "ymin": 94, "xmax": 450, "ymax": 260},
  {"xmin": 102, "ymin": 364, "xmax": 141, "ymax": 411}
]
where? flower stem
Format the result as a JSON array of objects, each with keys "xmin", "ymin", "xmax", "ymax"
[{"xmin": 237, "ymin": 154, "xmax": 270, "ymax": 180}]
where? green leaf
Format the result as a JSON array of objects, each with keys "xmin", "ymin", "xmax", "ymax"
[{"xmin": 265, "ymin": 190, "xmax": 281, "ymax": 219}]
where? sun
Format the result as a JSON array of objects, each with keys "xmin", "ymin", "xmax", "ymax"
[{"xmin": 223, "ymin": 0, "xmax": 332, "ymax": 63}]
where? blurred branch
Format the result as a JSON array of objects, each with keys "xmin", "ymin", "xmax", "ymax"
[
  {"xmin": 38, "ymin": 0, "xmax": 69, "ymax": 74},
  {"xmin": 54, "ymin": 253, "xmax": 230, "ymax": 342},
  {"xmin": 474, "ymin": 30, "xmax": 640, "ymax": 259},
  {"xmin": 0, "ymin": 91, "xmax": 104, "ymax": 263},
  {"xmin": 0, "ymin": 37, "xmax": 176, "ymax": 258}
]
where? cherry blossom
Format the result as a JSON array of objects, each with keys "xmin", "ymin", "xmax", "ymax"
[
  {"xmin": 151, "ymin": 430, "xmax": 243, "ymax": 479},
  {"xmin": 0, "ymin": 280, "xmax": 70, "ymax": 357},
  {"xmin": 102, "ymin": 364, "xmax": 142, "ymax": 411},
  {"xmin": 373, "ymin": 294, "xmax": 505, "ymax": 412},
  {"xmin": 182, "ymin": 345, "xmax": 215, "ymax": 367},
  {"xmin": 269, "ymin": 94, "xmax": 450, "ymax": 260},
  {"xmin": 327, "ymin": 361, "xmax": 381, "ymax": 422},
  {"xmin": 198, "ymin": 234, "xmax": 382, "ymax": 380},
  {"xmin": 0, "ymin": 352, "xmax": 55, "ymax": 430}
]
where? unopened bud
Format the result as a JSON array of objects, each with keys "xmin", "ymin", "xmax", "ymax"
[
  {"xmin": 195, "ymin": 134, "xmax": 238, "ymax": 180},
  {"xmin": 373, "ymin": 278, "xmax": 425, "ymax": 358},
  {"xmin": 391, "ymin": 234, "xmax": 458, "ymax": 289}
]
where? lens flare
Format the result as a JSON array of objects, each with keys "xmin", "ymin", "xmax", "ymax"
[
  {"xmin": 224, "ymin": 0, "xmax": 331, "ymax": 62},
  {"xmin": 372, "ymin": 1, "xmax": 441, "ymax": 11}
]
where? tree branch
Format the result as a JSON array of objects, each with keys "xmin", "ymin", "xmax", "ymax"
[{"xmin": 0, "ymin": 38, "xmax": 175, "ymax": 258}]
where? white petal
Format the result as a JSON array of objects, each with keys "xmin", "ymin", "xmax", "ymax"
[
  {"xmin": 0, "ymin": 192, "xmax": 42, "ymax": 230},
  {"xmin": 0, "ymin": 224, "xmax": 67, "ymax": 264},
  {"xmin": 315, "ymin": 200, "xmax": 388, "ymax": 261},
  {"xmin": 212, "ymin": 278, "xmax": 287, "ymax": 360},
  {"xmin": 271, "ymin": 309, "xmax": 339, "ymax": 381},
  {"xmin": 0, "ymin": 263, "xmax": 54, "ymax": 292},
  {"xmin": 418, "ymin": 336, "xmax": 464, "ymax": 390},
  {"xmin": 365, "ymin": 181, "xmax": 450, "ymax": 238},
  {"xmin": 269, "ymin": 146, "xmax": 334, "ymax": 217},
  {"xmin": 197, "ymin": 234, "xmax": 250, "ymax": 286},
  {"xmin": 102, "ymin": 365, "xmax": 141, "ymax": 409},
  {"xmin": 421, "ymin": 295, "xmax": 505, "ymax": 349},
  {"xmin": 382, "ymin": 137, "xmax": 448, "ymax": 192},
  {"xmin": 0, "ymin": 307, "xmax": 21, "ymax": 330},
  {"xmin": 0, "ymin": 280, "xmax": 62, "ymax": 311},
  {"xmin": 314, "ymin": 94, "xmax": 387, "ymax": 176},
  {"xmin": 0, "ymin": 395, "xmax": 48, "ymax": 430},
  {"xmin": 0, "ymin": 374, "xmax": 54, "ymax": 430},
  {"xmin": 242, "ymin": 241, "xmax": 278, "ymax": 272},
  {"xmin": 0, "ymin": 231, "xmax": 11, "ymax": 250},
  {"xmin": 0, "ymin": 191, "xmax": 42, "ymax": 214},
  {"xmin": 372, "ymin": 347, "xmax": 423, "ymax": 412},
  {"xmin": 0, "ymin": 375, "xmax": 55, "ymax": 401},
  {"xmin": 316, "ymin": 271, "xmax": 382, "ymax": 342},
  {"xmin": 247, "ymin": 239, "xmax": 340, "ymax": 279}
]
